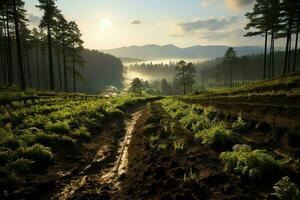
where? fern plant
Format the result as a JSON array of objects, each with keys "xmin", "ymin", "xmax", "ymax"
[
  {"xmin": 195, "ymin": 124, "xmax": 240, "ymax": 150},
  {"xmin": 232, "ymin": 115, "xmax": 246, "ymax": 131},
  {"xmin": 220, "ymin": 144, "xmax": 282, "ymax": 180},
  {"xmin": 272, "ymin": 176, "xmax": 300, "ymax": 200}
]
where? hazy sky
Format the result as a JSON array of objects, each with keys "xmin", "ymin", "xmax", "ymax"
[{"xmin": 24, "ymin": 0, "xmax": 269, "ymax": 50}]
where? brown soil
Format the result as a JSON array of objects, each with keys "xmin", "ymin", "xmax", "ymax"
[{"xmin": 116, "ymin": 103, "xmax": 268, "ymax": 200}]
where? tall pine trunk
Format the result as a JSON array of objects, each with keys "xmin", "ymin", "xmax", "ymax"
[
  {"xmin": 42, "ymin": 49, "xmax": 48, "ymax": 89},
  {"xmin": 263, "ymin": 30, "xmax": 268, "ymax": 79},
  {"xmin": 12, "ymin": 0, "xmax": 25, "ymax": 90},
  {"xmin": 26, "ymin": 50, "xmax": 32, "ymax": 87},
  {"xmin": 5, "ymin": 6, "xmax": 13, "ymax": 86},
  {"xmin": 47, "ymin": 23, "xmax": 55, "ymax": 90},
  {"xmin": 72, "ymin": 54, "xmax": 76, "ymax": 92},
  {"xmin": 63, "ymin": 40, "xmax": 68, "ymax": 92},
  {"xmin": 56, "ymin": 51, "xmax": 62, "ymax": 90},
  {"xmin": 272, "ymin": 32, "xmax": 275, "ymax": 78},
  {"xmin": 284, "ymin": 18, "xmax": 292, "ymax": 74},
  {"xmin": 287, "ymin": 35, "xmax": 292, "ymax": 73},
  {"xmin": 293, "ymin": 21, "xmax": 299, "ymax": 72},
  {"xmin": 35, "ymin": 45, "xmax": 40, "ymax": 88}
]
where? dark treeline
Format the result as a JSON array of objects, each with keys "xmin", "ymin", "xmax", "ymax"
[
  {"xmin": 77, "ymin": 50, "xmax": 123, "ymax": 94},
  {"xmin": 198, "ymin": 51, "xmax": 300, "ymax": 87},
  {"xmin": 127, "ymin": 50, "xmax": 300, "ymax": 90},
  {"xmin": 0, "ymin": 0, "xmax": 83, "ymax": 92}
]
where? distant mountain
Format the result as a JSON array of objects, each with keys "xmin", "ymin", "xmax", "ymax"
[{"xmin": 101, "ymin": 44, "xmax": 264, "ymax": 60}]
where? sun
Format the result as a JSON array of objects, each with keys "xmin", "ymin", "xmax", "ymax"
[{"xmin": 100, "ymin": 18, "xmax": 112, "ymax": 28}]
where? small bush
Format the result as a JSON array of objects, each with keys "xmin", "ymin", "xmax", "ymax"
[
  {"xmin": 0, "ymin": 167, "xmax": 18, "ymax": 192},
  {"xmin": 272, "ymin": 176, "xmax": 300, "ymax": 200},
  {"xmin": 191, "ymin": 116, "xmax": 211, "ymax": 132},
  {"xmin": 0, "ymin": 150, "xmax": 10, "ymax": 167},
  {"xmin": 71, "ymin": 126, "xmax": 91, "ymax": 141},
  {"xmin": 9, "ymin": 158, "xmax": 33, "ymax": 174},
  {"xmin": 34, "ymin": 133, "xmax": 76, "ymax": 150},
  {"xmin": 180, "ymin": 112, "xmax": 210, "ymax": 130},
  {"xmin": 195, "ymin": 124, "xmax": 240, "ymax": 150},
  {"xmin": 20, "ymin": 144, "xmax": 54, "ymax": 167},
  {"xmin": 232, "ymin": 115, "xmax": 246, "ymax": 131},
  {"xmin": 45, "ymin": 120, "xmax": 70, "ymax": 133},
  {"xmin": 220, "ymin": 144, "xmax": 282, "ymax": 180}
]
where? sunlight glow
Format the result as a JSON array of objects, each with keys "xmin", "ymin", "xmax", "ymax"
[{"xmin": 100, "ymin": 18, "xmax": 112, "ymax": 28}]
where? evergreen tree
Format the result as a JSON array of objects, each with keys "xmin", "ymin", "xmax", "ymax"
[
  {"xmin": 67, "ymin": 21, "xmax": 84, "ymax": 92},
  {"xmin": 12, "ymin": 0, "xmax": 26, "ymax": 89},
  {"xmin": 129, "ymin": 78, "xmax": 143, "ymax": 96},
  {"xmin": 37, "ymin": 0, "xmax": 59, "ymax": 90},
  {"xmin": 281, "ymin": 0, "xmax": 299, "ymax": 74},
  {"xmin": 54, "ymin": 13, "xmax": 69, "ymax": 92},
  {"xmin": 245, "ymin": 0, "xmax": 271, "ymax": 79},
  {"xmin": 175, "ymin": 60, "xmax": 196, "ymax": 95},
  {"xmin": 223, "ymin": 48, "xmax": 237, "ymax": 88}
]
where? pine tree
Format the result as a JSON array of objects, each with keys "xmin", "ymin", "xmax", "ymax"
[
  {"xmin": 54, "ymin": 13, "xmax": 69, "ymax": 92},
  {"xmin": 37, "ymin": 0, "xmax": 59, "ymax": 90},
  {"xmin": 175, "ymin": 61, "xmax": 196, "ymax": 95},
  {"xmin": 223, "ymin": 47, "xmax": 237, "ymax": 88},
  {"xmin": 67, "ymin": 21, "xmax": 84, "ymax": 92},
  {"xmin": 12, "ymin": 0, "xmax": 26, "ymax": 89},
  {"xmin": 245, "ymin": 0, "xmax": 271, "ymax": 79},
  {"xmin": 281, "ymin": 0, "xmax": 299, "ymax": 74}
]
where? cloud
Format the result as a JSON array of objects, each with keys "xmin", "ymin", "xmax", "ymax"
[
  {"xmin": 225, "ymin": 0, "xmax": 255, "ymax": 11},
  {"xmin": 198, "ymin": 0, "xmax": 217, "ymax": 8},
  {"xmin": 28, "ymin": 14, "xmax": 41, "ymax": 25},
  {"xmin": 131, "ymin": 20, "xmax": 142, "ymax": 25},
  {"xmin": 177, "ymin": 16, "xmax": 239, "ymax": 33}
]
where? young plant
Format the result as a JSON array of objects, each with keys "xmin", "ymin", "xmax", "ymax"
[
  {"xmin": 232, "ymin": 115, "xmax": 246, "ymax": 131},
  {"xmin": 173, "ymin": 140, "xmax": 185, "ymax": 151},
  {"xmin": 220, "ymin": 144, "xmax": 282, "ymax": 180},
  {"xmin": 272, "ymin": 176, "xmax": 300, "ymax": 200},
  {"xmin": 195, "ymin": 124, "xmax": 240, "ymax": 150},
  {"xmin": 184, "ymin": 168, "xmax": 198, "ymax": 182}
]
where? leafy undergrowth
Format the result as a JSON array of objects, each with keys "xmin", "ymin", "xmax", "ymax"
[
  {"xmin": 161, "ymin": 98, "xmax": 242, "ymax": 151},
  {"xmin": 0, "ymin": 89, "xmax": 156, "ymax": 198},
  {"xmin": 159, "ymin": 97, "xmax": 300, "ymax": 199},
  {"xmin": 118, "ymin": 102, "xmax": 265, "ymax": 200}
]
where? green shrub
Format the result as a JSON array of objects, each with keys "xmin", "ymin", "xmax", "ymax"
[
  {"xmin": 1, "ymin": 137, "xmax": 21, "ymax": 150},
  {"xmin": 20, "ymin": 144, "xmax": 54, "ymax": 166},
  {"xmin": 9, "ymin": 158, "xmax": 33, "ymax": 174},
  {"xmin": 191, "ymin": 116, "xmax": 211, "ymax": 132},
  {"xmin": 195, "ymin": 124, "xmax": 240, "ymax": 150},
  {"xmin": 180, "ymin": 112, "xmax": 209, "ymax": 130},
  {"xmin": 71, "ymin": 126, "xmax": 91, "ymax": 141},
  {"xmin": 232, "ymin": 115, "xmax": 246, "ymax": 131},
  {"xmin": 220, "ymin": 144, "xmax": 282, "ymax": 180},
  {"xmin": 0, "ymin": 150, "xmax": 11, "ymax": 167},
  {"xmin": 45, "ymin": 120, "xmax": 71, "ymax": 133},
  {"xmin": 0, "ymin": 167, "xmax": 18, "ymax": 191},
  {"xmin": 34, "ymin": 133, "xmax": 76, "ymax": 150},
  {"xmin": 272, "ymin": 176, "xmax": 300, "ymax": 200}
]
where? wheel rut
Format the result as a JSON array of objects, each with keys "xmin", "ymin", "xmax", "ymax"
[{"xmin": 51, "ymin": 108, "xmax": 144, "ymax": 200}]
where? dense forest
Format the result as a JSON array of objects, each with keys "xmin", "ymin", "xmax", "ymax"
[{"xmin": 0, "ymin": 0, "xmax": 123, "ymax": 94}]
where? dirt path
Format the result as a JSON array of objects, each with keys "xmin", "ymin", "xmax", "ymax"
[{"xmin": 50, "ymin": 108, "xmax": 145, "ymax": 200}]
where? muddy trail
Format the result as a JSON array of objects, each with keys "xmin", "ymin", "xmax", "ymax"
[{"xmin": 44, "ymin": 107, "xmax": 145, "ymax": 200}]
